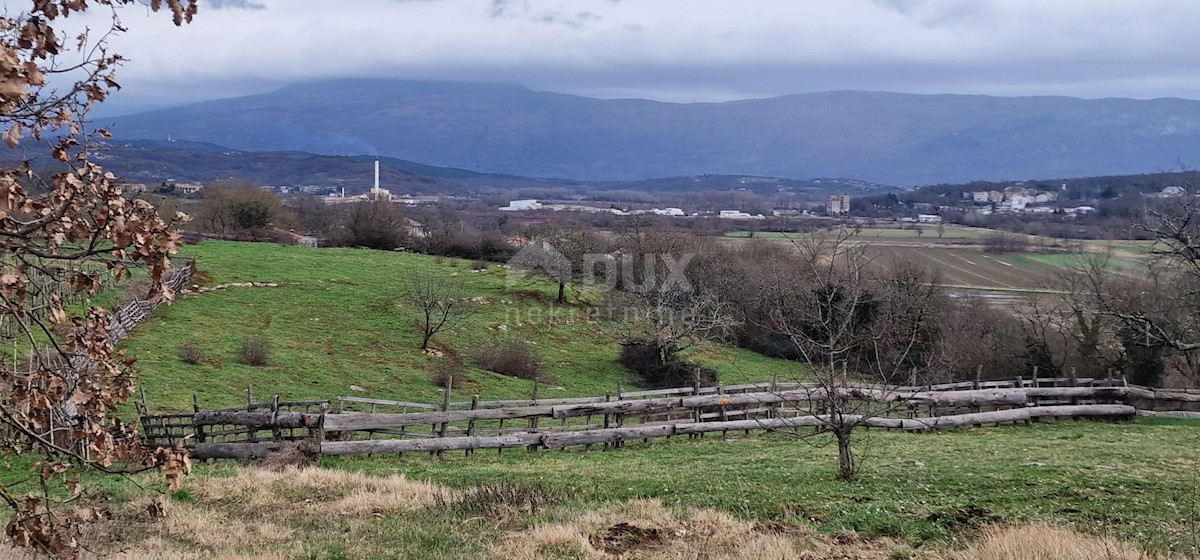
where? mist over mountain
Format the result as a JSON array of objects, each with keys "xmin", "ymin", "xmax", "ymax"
[{"xmin": 106, "ymin": 80, "xmax": 1200, "ymax": 186}]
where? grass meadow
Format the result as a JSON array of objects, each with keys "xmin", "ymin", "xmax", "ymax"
[
  {"xmin": 124, "ymin": 241, "xmax": 796, "ymax": 412},
  {"xmin": 4, "ymin": 417, "xmax": 1196, "ymax": 559}
]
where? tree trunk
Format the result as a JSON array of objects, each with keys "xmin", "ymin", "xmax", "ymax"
[
  {"xmin": 834, "ymin": 429, "xmax": 855, "ymax": 481},
  {"xmin": 420, "ymin": 331, "xmax": 432, "ymax": 350},
  {"xmin": 557, "ymin": 281, "xmax": 565, "ymax": 303}
]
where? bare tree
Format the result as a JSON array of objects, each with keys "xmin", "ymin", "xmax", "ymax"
[
  {"xmin": 511, "ymin": 222, "xmax": 607, "ymax": 303},
  {"xmin": 1094, "ymin": 195, "xmax": 1200, "ymax": 354},
  {"xmin": 0, "ymin": 1, "xmax": 197, "ymax": 555},
  {"xmin": 612, "ymin": 288, "xmax": 739, "ymax": 364},
  {"xmin": 194, "ymin": 180, "xmax": 286, "ymax": 235},
  {"xmin": 336, "ymin": 199, "xmax": 410, "ymax": 250},
  {"xmin": 399, "ymin": 274, "xmax": 476, "ymax": 350},
  {"xmin": 769, "ymin": 229, "xmax": 946, "ymax": 480}
]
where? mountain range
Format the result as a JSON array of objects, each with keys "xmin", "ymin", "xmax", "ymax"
[
  {"xmin": 104, "ymin": 80, "xmax": 1200, "ymax": 186},
  {"xmin": 1, "ymin": 139, "xmax": 885, "ymax": 198}
]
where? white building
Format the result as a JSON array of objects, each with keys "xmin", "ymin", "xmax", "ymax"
[
  {"xmin": 827, "ymin": 194, "xmax": 851, "ymax": 215},
  {"xmin": 1006, "ymin": 196, "xmax": 1031, "ymax": 210},
  {"xmin": 917, "ymin": 214, "xmax": 943, "ymax": 223},
  {"xmin": 718, "ymin": 210, "xmax": 764, "ymax": 220},
  {"xmin": 652, "ymin": 208, "xmax": 686, "ymax": 217},
  {"xmin": 499, "ymin": 199, "xmax": 543, "ymax": 212},
  {"xmin": 1160, "ymin": 186, "xmax": 1188, "ymax": 198}
]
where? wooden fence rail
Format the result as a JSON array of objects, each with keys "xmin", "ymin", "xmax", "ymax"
[{"xmin": 139, "ymin": 375, "xmax": 1200, "ymax": 461}]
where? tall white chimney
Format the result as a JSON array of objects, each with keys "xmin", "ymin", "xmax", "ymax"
[{"xmin": 374, "ymin": 159, "xmax": 380, "ymax": 190}]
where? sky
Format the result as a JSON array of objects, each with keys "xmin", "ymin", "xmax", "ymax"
[{"xmin": 68, "ymin": 0, "xmax": 1200, "ymax": 113}]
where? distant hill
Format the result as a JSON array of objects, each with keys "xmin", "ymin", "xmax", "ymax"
[
  {"xmin": 0, "ymin": 140, "xmax": 542, "ymax": 195},
  {"xmin": 104, "ymin": 80, "xmax": 1200, "ymax": 185},
  {"xmin": 2, "ymin": 139, "xmax": 888, "ymax": 197}
]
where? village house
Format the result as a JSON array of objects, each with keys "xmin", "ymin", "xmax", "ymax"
[{"xmin": 174, "ymin": 183, "xmax": 204, "ymax": 196}]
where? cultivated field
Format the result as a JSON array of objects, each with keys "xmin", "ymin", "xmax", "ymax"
[{"xmin": 725, "ymin": 227, "xmax": 1151, "ymax": 293}]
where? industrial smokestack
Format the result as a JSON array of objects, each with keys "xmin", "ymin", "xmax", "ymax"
[{"xmin": 374, "ymin": 160, "xmax": 380, "ymax": 190}]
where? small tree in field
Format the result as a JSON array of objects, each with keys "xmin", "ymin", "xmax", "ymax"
[
  {"xmin": 0, "ymin": 1, "xmax": 197, "ymax": 556},
  {"xmin": 399, "ymin": 273, "xmax": 476, "ymax": 350},
  {"xmin": 510, "ymin": 222, "xmax": 607, "ymax": 303},
  {"xmin": 769, "ymin": 229, "xmax": 945, "ymax": 480}
]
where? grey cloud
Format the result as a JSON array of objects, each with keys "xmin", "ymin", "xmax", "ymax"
[
  {"xmin": 487, "ymin": 0, "xmax": 528, "ymax": 18},
  {"xmin": 98, "ymin": 0, "xmax": 1200, "ymax": 107},
  {"xmin": 535, "ymin": 10, "xmax": 601, "ymax": 29}
]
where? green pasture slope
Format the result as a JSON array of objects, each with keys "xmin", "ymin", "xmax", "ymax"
[{"xmin": 124, "ymin": 241, "xmax": 797, "ymax": 412}]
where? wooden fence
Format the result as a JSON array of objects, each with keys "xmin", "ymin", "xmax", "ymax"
[{"xmin": 135, "ymin": 374, "xmax": 1200, "ymax": 461}]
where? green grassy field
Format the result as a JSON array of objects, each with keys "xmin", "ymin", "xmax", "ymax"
[
  {"xmin": 17, "ymin": 417, "xmax": 1195, "ymax": 559},
  {"xmin": 323, "ymin": 418, "xmax": 1200, "ymax": 549},
  {"xmin": 124, "ymin": 242, "xmax": 794, "ymax": 412}
]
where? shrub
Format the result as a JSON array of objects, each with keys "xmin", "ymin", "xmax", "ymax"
[
  {"xmin": 981, "ymin": 231, "xmax": 1031, "ymax": 253},
  {"xmin": 471, "ymin": 259, "xmax": 489, "ymax": 271},
  {"xmin": 236, "ymin": 336, "xmax": 271, "ymax": 366},
  {"xmin": 178, "ymin": 340, "xmax": 203, "ymax": 365},
  {"xmin": 619, "ymin": 340, "xmax": 717, "ymax": 388},
  {"xmin": 429, "ymin": 359, "xmax": 466, "ymax": 388},
  {"xmin": 470, "ymin": 342, "xmax": 544, "ymax": 381}
]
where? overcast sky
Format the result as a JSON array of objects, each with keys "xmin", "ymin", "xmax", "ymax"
[{"xmin": 82, "ymin": 0, "xmax": 1200, "ymax": 113}]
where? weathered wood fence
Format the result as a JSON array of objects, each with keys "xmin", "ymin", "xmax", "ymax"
[{"xmin": 137, "ymin": 374, "xmax": 1200, "ymax": 461}]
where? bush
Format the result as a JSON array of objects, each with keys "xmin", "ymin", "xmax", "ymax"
[
  {"xmin": 236, "ymin": 336, "xmax": 271, "ymax": 366},
  {"xmin": 429, "ymin": 359, "xmax": 466, "ymax": 388},
  {"xmin": 471, "ymin": 259, "xmax": 489, "ymax": 271},
  {"xmin": 470, "ymin": 342, "xmax": 545, "ymax": 381},
  {"xmin": 981, "ymin": 232, "xmax": 1031, "ymax": 253},
  {"xmin": 178, "ymin": 340, "xmax": 203, "ymax": 365},
  {"xmin": 619, "ymin": 340, "xmax": 717, "ymax": 388}
]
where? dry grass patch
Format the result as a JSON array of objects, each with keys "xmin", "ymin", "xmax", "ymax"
[
  {"xmin": 191, "ymin": 466, "xmax": 452, "ymax": 517},
  {"xmin": 492, "ymin": 498, "xmax": 905, "ymax": 560},
  {"xmin": 0, "ymin": 466, "xmax": 457, "ymax": 559},
  {"xmin": 158, "ymin": 501, "xmax": 295, "ymax": 550},
  {"xmin": 950, "ymin": 524, "xmax": 1158, "ymax": 560}
]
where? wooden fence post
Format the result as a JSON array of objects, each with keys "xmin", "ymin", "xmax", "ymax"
[
  {"xmin": 466, "ymin": 395, "xmax": 479, "ymax": 457},
  {"xmin": 615, "ymin": 382, "xmax": 624, "ymax": 449},
  {"xmin": 192, "ymin": 394, "xmax": 206, "ymax": 453},
  {"xmin": 270, "ymin": 395, "xmax": 282, "ymax": 442},
  {"xmin": 768, "ymin": 373, "xmax": 779, "ymax": 420},
  {"xmin": 602, "ymin": 392, "xmax": 612, "ymax": 450},
  {"xmin": 718, "ymin": 383, "xmax": 729, "ymax": 440},
  {"xmin": 436, "ymin": 379, "xmax": 452, "ymax": 458},
  {"xmin": 527, "ymin": 379, "xmax": 540, "ymax": 453}
]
